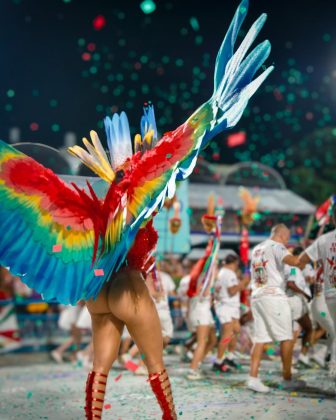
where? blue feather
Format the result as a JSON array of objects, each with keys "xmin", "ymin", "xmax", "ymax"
[{"xmin": 214, "ymin": 0, "xmax": 249, "ymax": 91}]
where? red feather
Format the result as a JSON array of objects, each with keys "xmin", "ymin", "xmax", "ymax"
[{"xmin": 126, "ymin": 220, "xmax": 158, "ymax": 272}]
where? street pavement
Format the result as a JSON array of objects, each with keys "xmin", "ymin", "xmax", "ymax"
[{"xmin": 0, "ymin": 351, "xmax": 335, "ymax": 419}]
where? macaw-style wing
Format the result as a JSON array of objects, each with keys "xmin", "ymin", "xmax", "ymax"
[
  {"xmin": 123, "ymin": 0, "xmax": 273, "ymax": 224},
  {"xmin": 0, "ymin": 140, "xmax": 124, "ymax": 304}
]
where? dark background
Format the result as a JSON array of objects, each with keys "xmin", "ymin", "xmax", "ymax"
[{"xmin": 0, "ymin": 0, "xmax": 335, "ymax": 203}]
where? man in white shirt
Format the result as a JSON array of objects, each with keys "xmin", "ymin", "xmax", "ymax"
[
  {"xmin": 247, "ymin": 224, "xmax": 306, "ymax": 393},
  {"xmin": 299, "ymin": 206, "xmax": 336, "ymax": 377}
]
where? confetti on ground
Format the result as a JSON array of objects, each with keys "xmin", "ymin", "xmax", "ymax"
[
  {"xmin": 1, "ymin": 353, "xmax": 335, "ymax": 419},
  {"xmin": 52, "ymin": 244, "xmax": 62, "ymax": 253},
  {"xmin": 124, "ymin": 360, "xmax": 140, "ymax": 372}
]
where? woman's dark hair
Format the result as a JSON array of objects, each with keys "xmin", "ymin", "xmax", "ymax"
[{"xmin": 223, "ymin": 254, "xmax": 239, "ymax": 264}]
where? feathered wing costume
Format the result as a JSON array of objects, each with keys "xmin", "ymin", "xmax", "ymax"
[{"xmin": 0, "ymin": 0, "xmax": 273, "ymax": 304}]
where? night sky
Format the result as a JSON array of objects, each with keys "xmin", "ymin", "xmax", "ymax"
[{"xmin": 0, "ymin": 0, "xmax": 336, "ymax": 202}]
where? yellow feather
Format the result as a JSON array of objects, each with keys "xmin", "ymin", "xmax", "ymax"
[{"xmin": 143, "ymin": 129, "xmax": 154, "ymax": 145}]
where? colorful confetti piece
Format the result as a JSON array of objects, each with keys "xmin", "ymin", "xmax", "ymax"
[
  {"xmin": 52, "ymin": 244, "xmax": 62, "ymax": 253},
  {"xmin": 94, "ymin": 269, "xmax": 104, "ymax": 276}
]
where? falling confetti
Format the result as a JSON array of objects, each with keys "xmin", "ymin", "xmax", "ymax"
[
  {"xmin": 92, "ymin": 15, "xmax": 106, "ymax": 31},
  {"xmin": 94, "ymin": 269, "xmax": 105, "ymax": 276}
]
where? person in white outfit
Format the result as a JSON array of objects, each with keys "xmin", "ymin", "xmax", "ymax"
[
  {"xmin": 176, "ymin": 260, "xmax": 196, "ymax": 360},
  {"xmin": 147, "ymin": 269, "xmax": 175, "ymax": 346},
  {"xmin": 51, "ymin": 302, "xmax": 84, "ymax": 363},
  {"xmin": 186, "ymin": 243, "xmax": 218, "ymax": 380},
  {"xmin": 214, "ymin": 254, "xmax": 249, "ymax": 371},
  {"xmin": 177, "ymin": 259, "xmax": 193, "ymax": 326},
  {"xmin": 247, "ymin": 224, "xmax": 306, "ymax": 393},
  {"xmin": 299, "ymin": 205, "xmax": 336, "ymax": 377},
  {"xmin": 75, "ymin": 305, "xmax": 93, "ymax": 368},
  {"xmin": 285, "ymin": 246, "xmax": 313, "ymax": 367}
]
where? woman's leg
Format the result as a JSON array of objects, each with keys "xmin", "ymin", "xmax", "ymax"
[
  {"xmin": 85, "ymin": 312, "xmax": 124, "ymax": 419},
  {"xmin": 298, "ymin": 313, "xmax": 313, "ymax": 356},
  {"xmin": 204, "ymin": 326, "xmax": 217, "ymax": 357},
  {"xmin": 105, "ymin": 270, "xmax": 176, "ymax": 419},
  {"xmin": 90, "ymin": 313, "xmax": 124, "ymax": 374},
  {"xmin": 228, "ymin": 319, "xmax": 241, "ymax": 353},
  {"xmin": 312, "ymin": 326, "xmax": 326, "ymax": 344},
  {"xmin": 217, "ymin": 322, "xmax": 234, "ymax": 361},
  {"xmin": 70, "ymin": 324, "xmax": 82, "ymax": 355},
  {"xmin": 85, "ymin": 285, "xmax": 124, "ymax": 419},
  {"xmin": 250, "ymin": 342, "xmax": 265, "ymax": 377},
  {"xmin": 190, "ymin": 325, "xmax": 210, "ymax": 370}
]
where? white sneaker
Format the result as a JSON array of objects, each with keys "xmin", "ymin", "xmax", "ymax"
[
  {"xmin": 246, "ymin": 377, "xmax": 270, "ymax": 393},
  {"xmin": 186, "ymin": 369, "xmax": 204, "ymax": 381},
  {"xmin": 311, "ymin": 353, "xmax": 326, "ymax": 368},
  {"xmin": 297, "ymin": 353, "xmax": 311, "ymax": 367},
  {"xmin": 186, "ymin": 351, "xmax": 193, "ymax": 361},
  {"xmin": 134, "ymin": 365, "xmax": 147, "ymax": 376},
  {"xmin": 281, "ymin": 379, "xmax": 306, "ymax": 390},
  {"xmin": 51, "ymin": 350, "xmax": 63, "ymax": 364}
]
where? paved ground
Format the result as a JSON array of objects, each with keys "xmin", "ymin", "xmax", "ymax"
[{"xmin": 0, "ymin": 352, "xmax": 335, "ymax": 419}]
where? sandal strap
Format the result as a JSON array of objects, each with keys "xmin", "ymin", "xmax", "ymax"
[
  {"xmin": 85, "ymin": 371, "xmax": 108, "ymax": 419},
  {"xmin": 148, "ymin": 369, "xmax": 176, "ymax": 420}
]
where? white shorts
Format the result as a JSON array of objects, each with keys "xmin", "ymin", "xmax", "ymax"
[
  {"xmin": 188, "ymin": 297, "xmax": 214, "ymax": 332},
  {"xmin": 122, "ymin": 326, "xmax": 131, "ymax": 340},
  {"xmin": 215, "ymin": 303, "xmax": 240, "ymax": 324},
  {"xmin": 157, "ymin": 308, "xmax": 174, "ymax": 338},
  {"xmin": 251, "ymin": 295, "xmax": 293, "ymax": 343},
  {"xmin": 288, "ymin": 295, "xmax": 308, "ymax": 321},
  {"xmin": 76, "ymin": 306, "xmax": 92, "ymax": 330},
  {"xmin": 58, "ymin": 305, "xmax": 82, "ymax": 331}
]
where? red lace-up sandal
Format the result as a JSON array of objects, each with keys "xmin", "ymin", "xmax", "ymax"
[
  {"xmin": 148, "ymin": 369, "xmax": 177, "ymax": 420},
  {"xmin": 85, "ymin": 371, "xmax": 108, "ymax": 419}
]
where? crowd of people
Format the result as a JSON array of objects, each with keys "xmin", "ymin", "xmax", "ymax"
[{"xmin": 2, "ymin": 215, "xmax": 332, "ymax": 398}]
